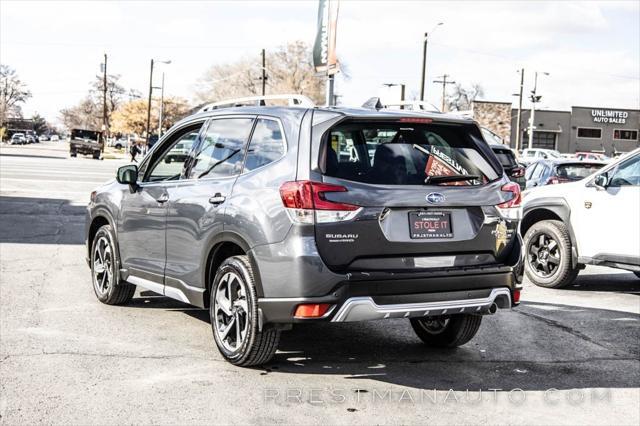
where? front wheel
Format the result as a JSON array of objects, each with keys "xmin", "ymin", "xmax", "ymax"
[
  {"xmin": 524, "ymin": 220, "xmax": 578, "ymax": 288},
  {"xmin": 410, "ymin": 314, "xmax": 482, "ymax": 347},
  {"xmin": 210, "ymin": 255, "xmax": 280, "ymax": 367},
  {"xmin": 91, "ymin": 225, "xmax": 136, "ymax": 305}
]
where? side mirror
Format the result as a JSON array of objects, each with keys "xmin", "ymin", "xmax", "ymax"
[
  {"xmin": 117, "ymin": 164, "xmax": 139, "ymax": 190},
  {"xmin": 592, "ymin": 173, "xmax": 608, "ymax": 190}
]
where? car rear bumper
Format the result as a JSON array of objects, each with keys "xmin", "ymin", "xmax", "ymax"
[{"xmin": 258, "ymin": 269, "xmax": 521, "ymax": 324}]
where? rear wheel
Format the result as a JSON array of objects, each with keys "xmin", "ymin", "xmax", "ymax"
[
  {"xmin": 524, "ymin": 220, "xmax": 578, "ymax": 288},
  {"xmin": 92, "ymin": 151, "xmax": 101, "ymax": 160},
  {"xmin": 91, "ymin": 225, "xmax": 136, "ymax": 305},
  {"xmin": 70, "ymin": 150, "xmax": 77, "ymax": 157},
  {"xmin": 210, "ymin": 255, "xmax": 280, "ymax": 367},
  {"xmin": 410, "ymin": 314, "xmax": 482, "ymax": 347}
]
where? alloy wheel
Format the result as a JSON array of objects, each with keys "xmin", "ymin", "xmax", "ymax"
[
  {"xmin": 527, "ymin": 232, "xmax": 561, "ymax": 278},
  {"xmin": 214, "ymin": 271, "xmax": 249, "ymax": 353},
  {"xmin": 417, "ymin": 317, "xmax": 450, "ymax": 335},
  {"xmin": 93, "ymin": 236, "xmax": 113, "ymax": 296}
]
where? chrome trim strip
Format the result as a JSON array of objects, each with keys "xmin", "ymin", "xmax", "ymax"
[{"xmin": 331, "ymin": 288, "xmax": 511, "ymax": 322}]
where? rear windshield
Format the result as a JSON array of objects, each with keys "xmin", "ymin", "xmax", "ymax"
[
  {"xmin": 556, "ymin": 163, "xmax": 604, "ymax": 180},
  {"xmin": 492, "ymin": 148, "xmax": 517, "ymax": 168},
  {"xmin": 323, "ymin": 121, "xmax": 499, "ymax": 186},
  {"xmin": 71, "ymin": 129, "xmax": 100, "ymax": 142}
]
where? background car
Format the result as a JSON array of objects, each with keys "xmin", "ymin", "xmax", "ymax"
[
  {"xmin": 489, "ymin": 143, "xmax": 525, "ymax": 188},
  {"xmin": 38, "ymin": 134, "xmax": 49, "ymax": 142},
  {"xmin": 10, "ymin": 133, "xmax": 26, "ymax": 145},
  {"xmin": 521, "ymin": 148, "xmax": 640, "ymax": 288},
  {"xmin": 524, "ymin": 159, "xmax": 606, "ymax": 189},
  {"xmin": 575, "ymin": 151, "xmax": 608, "ymax": 161},
  {"xmin": 50, "ymin": 135, "xmax": 60, "ymax": 141},
  {"xmin": 520, "ymin": 148, "xmax": 562, "ymax": 166}
]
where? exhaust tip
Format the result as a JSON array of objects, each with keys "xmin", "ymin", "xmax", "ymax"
[{"xmin": 488, "ymin": 303, "xmax": 498, "ymax": 314}]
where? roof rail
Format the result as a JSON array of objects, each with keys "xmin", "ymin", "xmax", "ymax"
[
  {"xmin": 361, "ymin": 97, "xmax": 441, "ymax": 113},
  {"xmin": 198, "ymin": 94, "xmax": 315, "ymax": 113}
]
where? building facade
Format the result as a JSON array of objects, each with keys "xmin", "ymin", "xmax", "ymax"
[{"xmin": 471, "ymin": 101, "xmax": 639, "ymax": 155}]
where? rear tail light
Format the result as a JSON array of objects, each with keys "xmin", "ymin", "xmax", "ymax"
[
  {"xmin": 511, "ymin": 167, "xmax": 525, "ymax": 178},
  {"xmin": 496, "ymin": 182, "xmax": 522, "ymax": 219},
  {"xmin": 548, "ymin": 177, "xmax": 568, "ymax": 185},
  {"xmin": 279, "ymin": 181, "xmax": 361, "ymax": 224}
]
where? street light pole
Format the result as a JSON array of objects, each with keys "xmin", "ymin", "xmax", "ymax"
[
  {"xmin": 145, "ymin": 59, "xmax": 154, "ymax": 147},
  {"xmin": 157, "ymin": 72, "xmax": 165, "ymax": 138},
  {"xmin": 514, "ymin": 68, "xmax": 524, "ymax": 151},
  {"xmin": 527, "ymin": 71, "xmax": 549, "ymax": 150},
  {"xmin": 420, "ymin": 22, "xmax": 443, "ymax": 101}
]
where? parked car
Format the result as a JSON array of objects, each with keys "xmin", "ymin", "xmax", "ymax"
[
  {"xmin": 26, "ymin": 134, "xmax": 37, "ymax": 144},
  {"xmin": 522, "ymin": 148, "xmax": 640, "ymax": 288},
  {"xmin": 86, "ymin": 95, "xmax": 524, "ymax": 366},
  {"xmin": 520, "ymin": 148, "xmax": 562, "ymax": 166},
  {"xmin": 38, "ymin": 134, "xmax": 49, "ymax": 142},
  {"xmin": 524, "ymin": 159, "xmax": 606, "ymax": 189},
  {"xmin": 575, "ymin": 151, "xmax": 608, "ymax": 162},
  {"xmin": 488, "ymin": 143, "xmax": 525, "ymax": 188},
  {"xmin": 10, "ymin": 133, "xmax": 26, "ymax": 145},
  {"xmin": 69, "ymin": 129, "xmax": 103, "ymax": 159},
  {"xmin": 50, "ymin": 135, "xmax": 60, "ymax": 141},
  {"xmin": 164, "ymin": 139, "xmax": 193, "ymax": 163}
]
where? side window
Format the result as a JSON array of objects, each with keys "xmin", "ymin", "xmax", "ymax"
[
  {"xmin": 609, "ymin": 155, "xmax": 640, "ymax": 187},
  {"xmin": 243, "ymin": 119, "xmax": 286, "ymax": 172},
  {"xmin": 188, "ymin": 118, "xmax": 254, "ymax": 179},
  {"xmin": 145, "ymin": 126, "xmax": 202, "ymax": 182},
  {"xmin": 532, "ymin": 164, "xmax": 544, "ymax": 179},
  {"xmin": 525, "ymin": 164, "xmax": 537, "ymax": 180}
]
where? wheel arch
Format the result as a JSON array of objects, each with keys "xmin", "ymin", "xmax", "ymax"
[
  {"xmin": 87, "ymin": 209, "xmax": 118, "ymax": 261},
  {"xmin": 202, "ymin": 232, "xmax": 264, "ymax": 308},
  {"xmin": 522, "ymin": 197, "xmax": 579, "ymax": 267}
]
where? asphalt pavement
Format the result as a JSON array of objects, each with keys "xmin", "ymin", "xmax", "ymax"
[{"xmin": 1, "ymin": 141, "xmax": 638, "ymax": 425}]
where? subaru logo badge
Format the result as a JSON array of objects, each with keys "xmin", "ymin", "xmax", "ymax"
[{"xmin": 426, "ymin": 192, "xmax": 445, "ymax": 204}]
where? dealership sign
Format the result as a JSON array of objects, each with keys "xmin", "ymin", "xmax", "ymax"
[{"xmin": 591, "ymin": 109, "xmax": 628, "ymax": 124}]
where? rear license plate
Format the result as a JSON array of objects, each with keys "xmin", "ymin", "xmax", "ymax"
[{"xmin": 409, "ymin": 211, "xmax": 453, "ymax": 239}]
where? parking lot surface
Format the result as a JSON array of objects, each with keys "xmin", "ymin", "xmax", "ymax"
[{"xmin": 1, "ymin": 142, "xmax": 638, "ymax": 425}]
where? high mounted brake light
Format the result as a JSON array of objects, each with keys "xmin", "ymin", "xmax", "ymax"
[
  {"xmin": 398, "ymin": 117, "xmax": 433, "ymax": 124},
  {"xmin": 279, "ymin": 181, "xmax": 361, "ymax": 224}
]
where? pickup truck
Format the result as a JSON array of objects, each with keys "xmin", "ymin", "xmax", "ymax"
[{"xmin": 70, "ymin": 129, "xmax": 103, "ymax": 159}]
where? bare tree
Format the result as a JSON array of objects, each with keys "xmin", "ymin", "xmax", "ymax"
[
  {"xmin": 0, "ymin": 64, "xmax": 32, "ymax": 126},
  {"xmin": 446, "ymin": 83, "xmax": 484, "ymax": 111},
  {"xmin": 59, "ymin": 74, "xmax": 125, "ymax": 131},
  {"xmin": 194, "ymin": 41, "xmax": 325, "ymax": 105}
]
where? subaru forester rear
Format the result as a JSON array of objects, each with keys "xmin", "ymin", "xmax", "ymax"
[{"xmin": 87, "ymin": 99, "xmax": 523, "ymax": 367}]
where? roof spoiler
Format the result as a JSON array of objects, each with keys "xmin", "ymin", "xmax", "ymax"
[{"xmin": 197, "ymin": 94, "xmax": 315, "ymax": 113}]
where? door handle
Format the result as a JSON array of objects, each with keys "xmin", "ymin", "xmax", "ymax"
[
  {"xmin": 209, "ymin": 193, "xmax": 226, "ymax": 205},
  {"xmin": 155, "ymin": 194, "xmax": 169, "ymax": 203}
]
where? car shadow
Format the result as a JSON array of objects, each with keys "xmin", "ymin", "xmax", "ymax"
[
  {"xmin": 562, "ymin": 272, "xmax": 640, "ymax": 293},
  {"xmin": 126, "ymin": 293, "xmax": 640, "ymax": 392},
  {"xmin": 0, "ymin": 196, "xmax": 86, "ymax": 244}
]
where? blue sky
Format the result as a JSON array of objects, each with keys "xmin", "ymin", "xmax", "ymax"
[{"xmin": 1, "ymin": 0, "xmax": 638, "ymax": 123}]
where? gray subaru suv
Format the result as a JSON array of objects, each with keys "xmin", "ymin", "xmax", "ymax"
[{"xmin": 86, "ymin": 96, "xmax": 524, "ymax": 366}]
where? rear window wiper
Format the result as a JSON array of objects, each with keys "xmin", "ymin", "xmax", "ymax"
[{"xmin": 424, "ymin": 174, "xmax": 480, "ymax": 185}]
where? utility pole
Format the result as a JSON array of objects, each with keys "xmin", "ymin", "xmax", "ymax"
[
  {"xmin": 433, "ymin": 74, "xmax": 455, "ymax": 112},
  {"xmin": 514, "ymin": 68, "xmax": 524, "ymax": 151},
  {"xmin": 102, "ymin": 53, "xmax": 107, "ymax": 152},
  {"xmin": 261, "ymin": 49, "xmax": 267, "ymax": 96},
  {"xmin": 420, "ymin": 23, "xmax": 443, "ymax": 101},
  {"xmin": 527, "ymin": 71, "xmax": 549, "ymax": 149},
  {"xmin": 145, "ymin": 59, "xmax": 154, "ymax": 148}
]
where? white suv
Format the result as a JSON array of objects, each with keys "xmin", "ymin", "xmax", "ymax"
[{"xmin": 521, "ymin": 148, "xmax": 640, "ymax": 287}]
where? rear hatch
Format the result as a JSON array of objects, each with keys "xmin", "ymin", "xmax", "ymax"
[{"xmin": 311, "ymin": 118, "xmax": 520, "ymax": 272}]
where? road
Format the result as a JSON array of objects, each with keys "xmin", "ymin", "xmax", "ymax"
[{"xmin": 1, "ymin": 141, "xmax": 638, "ymax": 425}]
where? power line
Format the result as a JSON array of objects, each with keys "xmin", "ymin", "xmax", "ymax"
[{"xmin": 433, "ymin": 74, "xmax": 456, "ymax": 111}]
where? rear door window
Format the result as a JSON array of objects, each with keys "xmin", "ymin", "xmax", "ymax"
[
  {"xmin": 556, "ymin": 163, "xmax": 604, "ymax": 181},
  {"xmin": 323, "ymin": 121, "xmax": 499, "ymax": 186},
  {"xmin": 188, "ymin": 118, "xmax": 254, "ymax": 179},
  {"xmin": 492, "ymin": 148, "xmax": 517, "ymax": 168},
  {"xmin": 243, "ymin": 118, "xmax": 286, "ymax": 172}
]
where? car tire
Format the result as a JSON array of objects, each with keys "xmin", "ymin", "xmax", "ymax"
[
  {"xmin": 210, "ymin": 255, "xmax": 280, "ymax": 367},
  {"xmin": 524, "ymin": 220, "xmax": 578, "ymax": 288},
  {"xmin": 70, "ymin": 150, "xmax": 77, "ymax": 157},
  {"xmin": 92, "ymin": 152, "xmax": 101, "ymax": 160},
  {"xmin": 410, "ymin": 314, "xmax": 482, "ymax": 347},
  {"xmin": 91, "ymin": 225, "xmax": 136, "ymax": 305}
]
